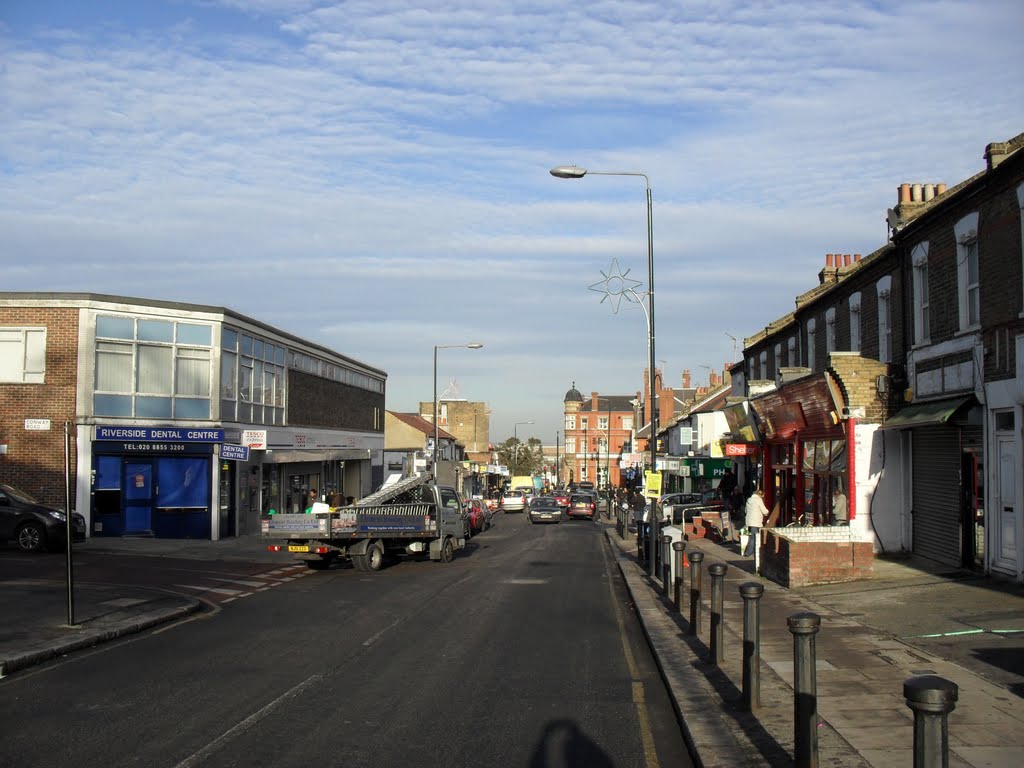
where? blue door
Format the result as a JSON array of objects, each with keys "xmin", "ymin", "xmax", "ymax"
[{"xmin": 124, "ymin": 462, "xmax": 153, "ymax": 533}]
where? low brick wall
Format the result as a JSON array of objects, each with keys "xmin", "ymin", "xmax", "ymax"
[{"xmin": 760, "ymin": 527, "xmax": 874, "ymax": 588}]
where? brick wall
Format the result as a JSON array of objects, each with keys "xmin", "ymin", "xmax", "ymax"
[
  {"xmin": 760, "ymin": 528, "xmax": 874, "ymax": 587},
  {"xmin": 287, "ymin": 370, "xmax": 385, "ymax": 432},
  {"xmin": 0, "ymin": 307, "xmax": 80, "ymax": 509},
  {"xmin": 829, "ymin": 353, "xmax": 891, "ymax": 422}
]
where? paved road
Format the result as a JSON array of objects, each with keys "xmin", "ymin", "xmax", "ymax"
[{"xmin": 0, "ymin": 513, "xmax": 691, "ymax": 768}]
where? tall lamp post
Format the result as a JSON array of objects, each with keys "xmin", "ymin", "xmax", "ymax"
[
  {"xmin": 550, "ymin": 165, "xmax": 659, "ymax": 577},
  {"xmin": 513, "ymin": 420, "xmax": 534, "ymax": 473},
  {"xmin": 433, "ymin": 343, "xmax": 484, "ymax": 485}
]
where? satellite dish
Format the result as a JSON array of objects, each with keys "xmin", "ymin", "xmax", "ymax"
[{"xmin": 886, "ymin": 208, "xmax": 901, "ymax": 230}]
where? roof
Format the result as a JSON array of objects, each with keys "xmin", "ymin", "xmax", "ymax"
[
  {"xmin": 579, "ymin": 394, "xmax": 637, "ymax": 412},
  {"xmin": 564, "ymin": 383, "xmax": 584, "ymax": 403},
  {"xmin": 387, "ymin": 411, "xmax": 457, "ymax": 441}
]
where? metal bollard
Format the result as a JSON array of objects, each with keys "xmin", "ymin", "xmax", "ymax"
[
  {"xmin": 904, "ymin": 676, "xmax": 958, "ymax": 768},
  {"xmin": 661, "ymin": 535, "xmax": 672, "ymax": 593},
  {"xmin": 687, "ymin": 551, "xmax": 705, "ymax": 635},
  {"xmin": 672, "ymin": 541, "xmax": 685, "ymax": 611},
  {"xmin": 740, "ymin": 582, "xmax": 765, "ymax": 711},
  {"xmin": 709, "ymin": 563, "xmax": 728, "ymax": 665},
  {"xmin": 787, "ymin": 612, "xmax": 821, "ymax": 768}
]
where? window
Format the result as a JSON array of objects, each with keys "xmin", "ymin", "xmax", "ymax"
[
  {"xmin": 774, "ymin": 343, "xmax": 782, "ymax": 373},
  {"xmin": 565, "ymin": 414, "xmax": 576, "ymax": 430},
  {"xmin": 581, "ymin": 417, "xmax": 588, "ymax": 429},
  {"xmin": 597, "ymin": 416, "xmax": 609, "ymax": 430},
  {"xmin": 955, "ymin": 213, "xmax": 980, "ymax": 331},
  {"xmin": 806, "ymin": 318, "xmax": 817, "ymax": 371},
  {"xmin": 877, "ymin": 276, "xmax": 892, "ymax": 363},
  {"xmin": 787, "ymin": 336, "xmax": 796, "ymax": 367},
  {"xmin": 825, "ymin": 308, "xmax": 836, "ymax": 355},
  {"xmin": 912, "ymin": 242, "xmax": 930, "ymax": 345},
  {"xmin": 0, "ymin": 327, "xmax": 46, "ymax": 383},
  {"xmin": 1018, "ymin": 185, "xmax": 1024, "ymax": 307},
  {"xmin": 93, "ymin": 316, "xmax": 213, "ymax": 419},
  {"xmin": 759, "ymin": 350, "xmax": 767, "ymax": 380},
  {"xmin": 221, "ymin": 329, "xmax": 286, "ymax": 426},
  {"xmin": 565, "ymin": 437, "xmax": 576, "ymax": 453},
  {"xmin": 849, "ymin": 292, "xmax": 862, "ymax": 352}
]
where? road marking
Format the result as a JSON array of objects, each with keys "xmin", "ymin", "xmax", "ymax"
[
  {"xmin": 174, "ymin": 585, "xmax": 248, "ymax": 597},
  {"xmin": 208, "ymin": 577, "xmax": 278, "ymax": 588},
  {"xmin": 602, "ymin": 543, "xmax": 660, "ymax": 768},
  {"xmin": 173, "ymin": 673, "xmax": 326, "ymax": 768}
]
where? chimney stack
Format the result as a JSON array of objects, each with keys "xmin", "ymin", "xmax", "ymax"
[{"xmin": 682, "ymin": 369, "xmax": 691, "ymax": 388}]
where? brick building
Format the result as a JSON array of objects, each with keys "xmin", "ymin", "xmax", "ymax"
[{"xmin": 0, "ymin": 293, "xmax": 386, "ymax": 541}]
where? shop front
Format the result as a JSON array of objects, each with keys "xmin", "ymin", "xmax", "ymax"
[
  {"xmin": 749, "ymin": 373, "xmax": 874, "ymax": 586},
  {"xmin": 90, "ymin": 425, "xmax": 223, "ymax": 538}
]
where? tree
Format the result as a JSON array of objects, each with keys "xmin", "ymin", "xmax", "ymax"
[{"xmin": 495, "ymin": 436, "xmax": 543, "ymax": 476}]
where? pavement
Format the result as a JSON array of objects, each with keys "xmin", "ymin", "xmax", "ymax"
[
  {"xmin": 605, "ymin": 520, "xmax": 1024, "ymax": 768},
  {"xmin": 3, "ymin": 524, "xmax": 1024, "ymax": 768}
]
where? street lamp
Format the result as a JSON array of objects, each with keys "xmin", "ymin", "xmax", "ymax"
[
  {"xmin": 433, "ymin": 343, "xmax": 484, "ymax": 485},
  {"xmin": 550, "ymin": 164, "xmax": 660, "ymax": 577},
  {"xmin": 513, "ymin": 420, "xmax": 534, "ymax": 472}
]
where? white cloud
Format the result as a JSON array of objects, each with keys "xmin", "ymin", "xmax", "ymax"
[{"xmin": 1, "ymin": 0, "xmax": 1022, "ymax": 439}]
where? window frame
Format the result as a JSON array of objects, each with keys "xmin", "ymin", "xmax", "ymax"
[
  {"xmin": 955, "ymin": 212, "xmax": 980, "ymax": 332},
  {"xmin": 849, "ymin": 292, "xmax": 862, "ymax": 352},
  {"xmin": 877, "ymin": 276, "xmax": 892, "ymax": 363},
  {"xmin": 0, "ymin": 327, "xmax": 47, "ymax": 384}
]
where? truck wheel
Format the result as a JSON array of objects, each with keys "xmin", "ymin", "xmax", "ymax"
[
  {"xmin": 366, "ymin": 541, "xmax": 385, "ymax": 572},
  {"xmin": 351, "ymin": 554, "xmax": 367, "ymax": 571},
  {"xmin": 440, "ymin": 536, "xmax": 455, "ymax": 563}
]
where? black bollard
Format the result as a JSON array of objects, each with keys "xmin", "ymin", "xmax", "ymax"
[
  {"xmin": 672, "ymin": 541, "xmax": 685, "ymax": 611},
  {"xmin": 687, "ymin": 550, "xmax": 705, "ymax": 636},
  {"xmin": 740, "ymin": 582, "xmax": 765, "ymax": 711},
  {"xmin": 709, "ymin": 563, "xmax": 728, "ymax": 665},
  {"xmin": 661, "ymin": 535, "xmax": 672, "ymax": 593},
  {"xmin": 787, "ymin": 612, "xmax": 821, "ymax": 768},
  {"xmin": 904, "ymin": 676, "xmax": 958, "ymax": 768}
]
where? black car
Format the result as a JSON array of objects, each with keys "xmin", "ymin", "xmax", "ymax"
[
  {"xmin": 0, "ymin": 482, "xmax": 86, "ymax": 553},
  {"xmin": 527, "ymin": 496, "xmax": 563, "ymax": 524}
]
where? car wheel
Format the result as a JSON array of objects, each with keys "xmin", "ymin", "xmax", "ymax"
[{"xmin": 16, "ymin": 522, "xmax": 47, "ymax": 553}]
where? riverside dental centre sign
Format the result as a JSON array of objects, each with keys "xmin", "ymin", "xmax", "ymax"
[{"xmin": 96, "ymin": 426, "xmax": 226, "ymax": 443}]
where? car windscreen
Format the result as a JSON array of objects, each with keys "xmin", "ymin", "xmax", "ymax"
[
  {"xmin": 532, "ymin": 497, "xmax": 556, "ymax": 505},
  {"xmin": 0, "ymin": 482, "xmax": 38, "ymax": 504}
]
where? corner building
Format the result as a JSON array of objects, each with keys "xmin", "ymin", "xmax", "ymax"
[{"xmin": 0, "ymin": 293, "xmax": 385, "ymax": 540}]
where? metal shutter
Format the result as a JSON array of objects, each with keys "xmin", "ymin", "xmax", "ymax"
[{"xmin": 911, "ymin": 426, "xmax": 961, "ymax": 566}]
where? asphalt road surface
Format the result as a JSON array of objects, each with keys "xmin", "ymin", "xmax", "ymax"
[{"xmin": 0, "ymin": 513, "xmax": 692, "ymax": 768}]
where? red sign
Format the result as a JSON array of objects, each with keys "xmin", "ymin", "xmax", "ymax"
[{"xmin": 725, "ymin": 443, "xmax": 759, "ymax": 457}]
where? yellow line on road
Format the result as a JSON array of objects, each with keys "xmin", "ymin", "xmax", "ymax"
[{"xmin": 603, "ymin": 543, "xmax": 660, "ymax": 768}]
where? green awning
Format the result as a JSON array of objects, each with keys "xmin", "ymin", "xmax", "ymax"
[{"xmin": 880, "ymin": 396, "xmax": 974, "ymax": 429}]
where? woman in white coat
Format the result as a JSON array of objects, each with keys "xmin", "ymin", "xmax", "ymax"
[{"xmin": 743, "ymin": 488, "xmax": 769, "ymax": 557}]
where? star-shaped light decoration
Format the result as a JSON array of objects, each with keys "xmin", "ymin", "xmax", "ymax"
[{"xmin": 588, "ymin": 257, "xmax": 645, "ymax": 314}]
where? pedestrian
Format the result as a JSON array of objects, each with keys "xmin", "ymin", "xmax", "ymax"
[
  {"xmin": 832, "ymin": 486, "xmax": 848, "ymax": 526},
  {"xmin": 718, "ymin": 468, "xmax": 738, "ymax": 500},
  {"xmin": 743, "ymin": 488, "xmax": 769, "ymax": 557}
]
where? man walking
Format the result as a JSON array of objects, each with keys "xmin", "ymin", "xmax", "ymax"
[{"xmin": 743, "ymin": 488, "xmax": 769, "ymax": 558}]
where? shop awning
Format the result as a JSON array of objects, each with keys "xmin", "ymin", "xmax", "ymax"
[{"xmin": 880, "ymin": 396, "xmax": 975, "ymax": 429}]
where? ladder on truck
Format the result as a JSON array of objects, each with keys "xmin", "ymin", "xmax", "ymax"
[{"xmin": 355, "ymin": 474, "xmax": 431, "ymax": 507}]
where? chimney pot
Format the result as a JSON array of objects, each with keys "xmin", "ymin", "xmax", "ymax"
[
  {"xmin": 843, "ymin": 254, "xmax": 851, "ymax": 267},
  {"xmin": 854, "ymin": 253, "xmax": 862, "ymax": 261},
  {"xmin": 924, "ymin": 184, "xmax": 935, "ymax": 201},
  {"xmin": 826, "ymin": 253, "xmax": 834, "ymax": 267},
  {"xmin": 912, "ymin": 183, "xmax": 922, "ymax": 202},
  {"xmin": 899, "ymin": 183, "xmax": 911, "ymax": 203},
  {"xmin": 937, "ymin": 183, "xmax": 947, "ymax": 195}
]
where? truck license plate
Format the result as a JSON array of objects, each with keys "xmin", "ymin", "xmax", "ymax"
[{"xmin": 288, "ymin": 545, "xmax": 310, "ymax": 552}]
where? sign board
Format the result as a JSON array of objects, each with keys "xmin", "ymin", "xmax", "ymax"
[
  {"xmin": 24, "ymin": 419, "xmax": 51, "ymax": 431},
  {"xmin": 242, "ymin": 429, "xmax": 267, "ymax": 449},
  {"xmin": 726, "ymin": 443, "xmax": 759, "ymax": 457},
  {"xmin": 220, "ymin": 444, "xmax": 250, "ymax": 461},
  {"xmin": 644, "ymin": 470, "xmax": 663, "ymax": 498},
  {"xmin": 96, "ymin": 426, "xmax": 225, "ymax": 442}
]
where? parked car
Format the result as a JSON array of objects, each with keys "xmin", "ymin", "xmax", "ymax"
[
  {"xmin": 0, "ymin": 482, "xmax": 87, "ymax": 553},
  {"xmin": 527, "ymin": 496, "xmax": 562, "ymax": 524},
  {"xmin": 465, "ymin": 498, "xmax": 491, "ymax": 535},
  {"xmin": 501, "ymin": 489, "xmax": 527, "ymax": 512},
  {"xmin": 553, "ymin": 490, "xmax": 570, "ymax": 511},
  {"xmin": 659, "ymin": 490, "xmax": 725, "ymax": 525},
  {"xmin": 567, "ymin": 492, "xmax": 597, "ymax": 520}
]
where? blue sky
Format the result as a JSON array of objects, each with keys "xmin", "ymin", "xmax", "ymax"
[{"xmin": 2, "ymin": 0, "xmax": 1022, "ymax": 443}]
